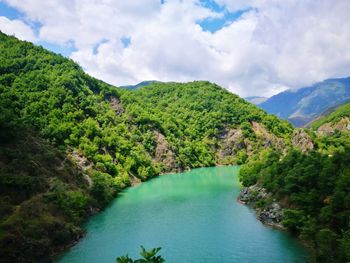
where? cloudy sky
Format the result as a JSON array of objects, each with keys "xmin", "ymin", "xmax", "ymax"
[{"xmin": 1, "ymin": 0, "xmax": 350, "ymax": 97}]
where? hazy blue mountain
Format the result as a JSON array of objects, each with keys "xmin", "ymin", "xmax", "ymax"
[
  {"xmin": 119, "ymin": 80, "xmax": 160, "ymax": 90},
  {"xmin": 259, "ymin": 77, "xmax": 350, "ymax": 127},
  {"xmin": 245, "ymin": 96, "xmax": 268, "ymax": 105}
]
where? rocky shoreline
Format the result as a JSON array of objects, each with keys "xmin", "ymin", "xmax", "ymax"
[{"xmin": 237, "ymin": 185, "xmax": 285, "ymax": 229}]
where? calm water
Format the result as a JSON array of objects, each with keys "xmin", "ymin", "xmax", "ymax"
[{"xmin": 56, "ymin": 166, "xmax": 309, "ymax": 263}]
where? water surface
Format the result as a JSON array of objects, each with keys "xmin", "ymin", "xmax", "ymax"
[{"xmin": 57, "ymin": 166, "xmax": 309, "ymax": 263}]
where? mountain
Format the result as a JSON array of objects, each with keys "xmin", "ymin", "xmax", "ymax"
[
  {"xmin": 0, "ymin": 32, "xmax": 293, "ymax": 262},
  {"xmin": 259, "ymin": 77, "xmax": 350, "ymax": 127},
  {"xmin": 244, "ymin": 96, "xmax": 268, "ymax": 105},
  {"xmin": 119, "ymin": 80, "xmax": 160, "ymax": 90}
]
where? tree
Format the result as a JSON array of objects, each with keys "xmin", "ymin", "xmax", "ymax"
[{"xmin": 116, "ymin": 246, "xmax": 165, "ymax": 263}]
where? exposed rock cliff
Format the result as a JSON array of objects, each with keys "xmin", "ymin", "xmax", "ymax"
[
  {"xmin": 217, "ymin": 128, "xmax": 250, "ymax": 161},
  {"xmin": 153, "ymin": 131, "xmax": 178, "ymax": 172},
  {"xmin": 292, "ymin": 129, "xmax": 314, "ymax": 152},
  {"xmin": 251, "ymin": 121, "xmax": 285, "ymax": 150},
  {"xmin": 217, "ymin": 122, "xmax": 288, "ymax": 164}
]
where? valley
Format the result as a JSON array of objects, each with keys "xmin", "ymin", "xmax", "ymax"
[
  {"xmin": 56, "ymin": 166, "xmax": 309, "ymax": 263},
  {"xmin": 0, "ymin": 31, "xmax": 349, "ymax": 263}
]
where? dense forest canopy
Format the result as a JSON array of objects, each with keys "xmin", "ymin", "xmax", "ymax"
[{"xmin": 239, "ymin": 104, "xmax": 350, "ymax": 262}]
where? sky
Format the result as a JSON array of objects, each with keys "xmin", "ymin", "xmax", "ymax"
[{"xmin": 0, "ymin": 0, "xmax": 350, "ymax": 97}]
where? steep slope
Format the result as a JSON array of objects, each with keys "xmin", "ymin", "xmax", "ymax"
[
  {"xmin": 0, "ymin": 32, "xmax": 293, "ymax": 262},
  {"xmin": 0, "ymin": 129, "xmax": 97, "ymax": 263},
  {"xmin": 120, "ymin": 81, "xmax": 293, "ymax": 168},
  {"xmin": 259, "ymin": 77, "xmax": 350, "ymax": 127},
  {"xmin": 309, "ymin": 101, "xmax": 350, "ymax": 134},
  {"xmin": 239, "ymin": 101, "xmax": 350, "ymax": 262}
]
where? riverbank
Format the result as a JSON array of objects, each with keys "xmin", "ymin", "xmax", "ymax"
[
  {"xmin": 237, "ymin": 184, "xmax": 285, "ymax": 229},
  {"xmin": 237, "ymin": 184, "xmax": 316, "ymax": 262}
]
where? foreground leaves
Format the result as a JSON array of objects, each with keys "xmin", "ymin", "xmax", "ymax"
[{"xmin": 116, "ymin": 246, "xmax": 165, "ymax": 263}]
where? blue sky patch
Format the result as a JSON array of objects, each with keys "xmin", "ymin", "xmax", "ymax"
[
  {"xmin": 121, "ymin": 36, "xmax": 131, "ymax": 48},
  {"xmin": 36, "ymin": 40, "xmax": 76, "ymax": 57},
  {"xmin": 198, "ymin": 7, "xmax": 251, "ymax": 33},
  {"xmin": 200, "ymin": 0, "xmax": 225, "ymax": 13},
  {"xmin": 198, "ymin": 0, "xmax": 252, "ymax": 33},
  {"xmin": 0, "ymin": 2, "xmax": 22, "ymax": 20}
]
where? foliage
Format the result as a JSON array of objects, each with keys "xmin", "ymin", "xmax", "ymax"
[
  {"xmin": 239, "ymin": 130, "xmax": 350, "ymax": 262},
  {"xmin": 0, "ymin": 131, "xmax": 88, "ymax": 262},
  {"xmin": 116, "ymin": 246, "xmax": 165, "ymax": 263},
  {"xmin": 310, "ymin": 101, "xmax": 350, "ymax": 129},
  {"xmin": 240, "ymin": 96, "xmax": 350, "ymax": 261},
  {"xmin": 0, "ymin": 31, "xmax": 293, "ymax": 262}
]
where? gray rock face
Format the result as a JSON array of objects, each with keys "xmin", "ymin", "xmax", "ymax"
[
  {"xmin": 153, "ymin": 131, "xmax": 178, "ymax": 172},
  {"xmin": 218, "ymin": 128, "xmax": 246, "ymax": 160},
  {"xmin": 258, "ymin": 202, "xmax": 283, "ymax": 226},
  {"xmin": 251, "ymin": 122, "xmax": 285, "ymax": 150},
  {"xmin": 238, "ymin": 185, "xmax": 270, "ymax": 204},
  {"xmin": 238, "ymin": 185, "xmax": 284, "ymax": 229}
]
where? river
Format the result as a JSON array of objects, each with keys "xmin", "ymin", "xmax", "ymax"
[{"xmin": 56, "ymin": 166, "xmax": 309, "ymax": 263}]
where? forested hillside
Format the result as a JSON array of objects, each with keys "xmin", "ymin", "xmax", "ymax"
[
  {"xmin": 239, "ymin": 104, "xmax": 350, "ymax": 262},
  {"xmin": 309, "ymin": 101, "xmax": 350, "ymax": 132},
  {"xmin": 0, "ymin": 32, "xmax": 293, "ymax": 262}
]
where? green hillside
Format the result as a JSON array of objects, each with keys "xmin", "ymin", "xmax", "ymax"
[
  {"xmin": 0, "ymin": 32, "xmax": 293, "ymax": 262},
  {"xmin": 310, "ymin": 101, "xmax": 350, "ymax": 130},
  {"xmin": 0, "ymin": 131, "xmax": 96, "ymax": 262},
  {"xmin": 239, "ymin": 106, "xmax": 350, "ymax": 262}
]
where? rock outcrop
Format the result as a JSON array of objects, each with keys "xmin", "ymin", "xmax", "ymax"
[
  {"xmin": 153, "ymin": 131, "xmax": 178, "ymax": 172},
  {"xmin": 109, "ymin": 97, "xmax": 124, "ymax": 115},
  {"xmin": 292, "ymin": 129, "xmax": 314, "ymax": 152},
  {"xmin": 238, "ymin": 185, "xmax": 270, "ymax": 203},
  {"xmin": 317, "ymin": 122, "xmax": 334, "ymax": 135},
  {"xmin": 218, "ymin": 128, "xmax": 248, "ymax": 159},
  {"xmin": 251, "ymin": 122, "xmax": 285, "ymax": 150},
  {"xmin": 238, "ymin": 185, "xmax": 284, "ymax": 229},
  {"xmin": 317, "ymin": 117, "xmax": 350, "ymax": 135},
  {"xmin": 70, "ymin": 151, "xmax": 93, "ymax": 186},
  {"xmin": 258, "ymin": 203, "xmax": 283, "ymax": 227},
  {"xmin": 217, "ymin": 122, "xmax": 288, "ymax": 164}
]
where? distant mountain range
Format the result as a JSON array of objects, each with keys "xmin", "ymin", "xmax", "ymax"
[
  {"xmin": 257, "ymin": 77, "xmax": 350, "ymax": 127},
  {"xmin": 119, "ymin": 80, "xmax": 160, "ymax": 90}
]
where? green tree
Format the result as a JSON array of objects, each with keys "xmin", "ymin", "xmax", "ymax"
[{"xmin": 116, "ymin": 246, "xmax": 165, "ymax": 263}]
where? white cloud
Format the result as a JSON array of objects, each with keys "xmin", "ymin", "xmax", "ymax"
[
  {"xmin": 2, "ymin": 0, "xmax": 350, "ymax": 97},
  {"xmin": 0, "ymin": 16, "xmax": 36, "ymax": 41},
  {"xmin": 214, "ymin": 0, "xmax": 255, "ymax": 12}
]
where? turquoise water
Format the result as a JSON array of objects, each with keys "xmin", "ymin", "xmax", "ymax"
[{"xmin": 56, "ymin": 166, "xmax": 309, "ymax": 263}]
